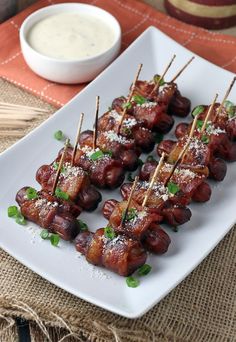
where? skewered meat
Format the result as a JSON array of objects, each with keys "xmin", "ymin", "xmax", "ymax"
[
  {"xmin": 16, "ymin": 187, "xmax": 80, "ymax": 240},
  {"xmin": 102, "ymin": 199, "xmax": 171, "ymax": 254},
  {"xmin": 75, "ymin": 228, "xmax": 147, "ymax": 276},
  {"xmin": 36, "ymin": 162, "xmax": 102, "ymax": 211},
  {"xmin": 58, "ymin": 146, "xmax": 125, "ymax": 189},
  {"xmin": 79, "ymin": 130, "xmax": 140, "ymax": 171}
]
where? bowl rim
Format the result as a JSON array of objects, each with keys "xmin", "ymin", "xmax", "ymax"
[{"xmin": 20, "ymin": 3, "xmax": 122, "ymax": 64}]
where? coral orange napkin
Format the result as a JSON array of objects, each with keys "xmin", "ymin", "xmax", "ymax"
[{"xmin": 0, "ymin": 0, "xmax": 236, "ymax": 107}]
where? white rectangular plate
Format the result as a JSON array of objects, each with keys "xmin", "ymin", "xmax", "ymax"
[{"xmin": 0, "ymin": 27, "xmax": 235, "ymax": 318}]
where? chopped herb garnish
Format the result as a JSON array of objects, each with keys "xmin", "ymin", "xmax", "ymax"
[
  {"xmin": 146, "ymin": 155, "xmax": 155, "ymax": 162},
  {"xmin": 154, "ymin": 132, "xmax": 164, "ymax": 143},
  {"xmin": 127, "ymin": 172, "xmax": 135, "ymax": 182},
  {"xmin": 123, "ymin": 208, "xmax": 137, "ymax": 222},
  {"xmin": 192, "ymin": 105, "xmax": 204, "ymax": 117},
  {"xmin": 8, "ymin": 205, "xmax": 27, "ymax": 225},
  {"xmin": 138, "ymin": 158, "xmax": 144, "ymax": 167},
  {"xmin": 15, "ymin": 213, "xmax": 27, "ymax": 226},
  {"xmin": 122, "ymin": 102, "xmax": 132, "ymax": 110},
  {"xmin": 167, "ymin": 182, "xmax": 180, "ymax": 195},
  {"xmin": 196, "ymin": 119, "xmax": 203, "ymax": 130},
  {"xmin": 8, "ymin": 205, "xmax": 18, "ymax": 217},
  {"xmin": 40, "ymin": 229, "xmax": 49, "ymax": 240},
  {"xmin": 90, "ymin": 150, "xmax": 104, "ymax": 161},
  {"xmin": 137, "ymin": 264, "xmax": 152, "ymax": 276},
  {"xmin": 53, "ymin": 162, "xmax": 65, "ymax": 173},
  {"xmin": 26, "ymin": 187, "xmax": 38, "ymax": 200},
  {"xmin": 123, "ymin": 127, "xmax": 132, "ymax": 135},
  {"xmin": 126, "ymin": 276, "xmax": 140, "ymax": 288},
  {"xmin": 54, "ymin": 130, "xmax": 64, "ymax": 141},
  {"xmin": 201, "ymin": 135, "xmax": 209, "ymax": 144},
  {"xmin": 77, "ymin": 219, "xmax": 88, "ymax": 232},
  {"xmin": 50, "ymin": 233, "xmax": 60, "ymax": 247},
  {"xmin": 53, "ymin": 162, "xmax": 59, "ymax": 170},
  {"xmin": 153, "ymin": 74, "xmax": 165, "ymax": 86},
  {"xmin": 108, "ymin": 106, "xmax": 112, "ymax": 111},
  {"xmin": 224, "ymin": 100, "xmax": 235, "ymax": 118},
  {"xmin": 40, "ymin": 230, "xmax": 60, "ymax": 246},
  {"xmin": 55, "ymin": 187, "xmax": 69, "ymax": 200},
  {"xmin": 104, "ymin": 226, "xmax": 116, "ymax": 240},
  {"xmin": 132, "ymin": 95, "xmax": 147, "ymax": 105}
]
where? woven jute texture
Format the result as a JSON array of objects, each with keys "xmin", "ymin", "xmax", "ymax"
[{"xmin": 0, "ymin": 78, "xmax": 235, "ymax": 342}]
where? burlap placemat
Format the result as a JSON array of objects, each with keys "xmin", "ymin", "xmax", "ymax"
[{"xmin": 0, "ymin": 77, "xmax": 235, "ymax": 342}]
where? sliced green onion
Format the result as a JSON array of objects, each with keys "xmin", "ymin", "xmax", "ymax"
[
  {"xmin": 50, "ymin": 233, "xmax": 60, "ymax": 247},
  {"xmin": 137, "ymin": 264, "xmax": 152, "ymax": 276},
  {"xmin": 26, "ymin": 187, "xmax": 38, "ymax": 200},
  {"xmin": 8, "ymin": 205, "xmax": 18, "ymax": 217},
  {"xmin": 153, "ymin": 74, "xmax": 165, "ymax": 86},
  {"xmin": 77, "ymin": 219, "xmax": 88, "ymax": 232},
  {"xmin": 54, "ymin": 130, "xmax": 64, "ymax": 141},
  {"xmin": 40, "ymin": 229, "xmax": 50, "ymax": 240},
  {"xmin": 196, "ymin": 120, "xmax": 204, "ymax": 130},
  {"xmin": 224, "ymin": 100, "xmax": 235, "ymax": 118},
  {"xmin": 52, "ymin": 162, "xmax": 59, "ymax": 170},
  {"xmin": 8, "ymin": 206, "xmax": 27, "ymax": 225},
  {"xmin": 201, "ymin": 135, "xmax": 209, "ymax": 144},
  {"xmin": 55, "ymin": 188, "xmax": 69, "ymax": 200},
  {"xmin": 123, "ymin": 127, "xmax": 132, "ymax": 135},
  {"xmin": 122, "ymin": 102, "xmax": 132, "ymax": 110},
  {"xmin": 126, "ymin": 276, "xmax": 140, "ymax": 288},
  {"xmin": 123, "ymin": 208, "xmax": 137, "ymax": 222},
  {"xmin": 167, "ymin": 182, "xmax": 180, "ymax": 195},
  {"xmin": 132, "ymin": 95, "xmax": 147, "ymax": 105},
  {"xmin": 90, "ymin": 150, "xmax": 104, "ymax": 161},
  {"xmin": 192, "ymin": 105, "xmax": 204, "ymax": 117},
  {"xmin": 104, "ymin": 226, "xmax": 116, "ymax": 240},
  {"xmin": 15, "ymin": 213, "xmax": 27, "ymax": 226}
]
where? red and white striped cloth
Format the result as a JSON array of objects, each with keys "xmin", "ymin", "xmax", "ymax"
[{"xmin": 165, "ymin": 0, "xmax": 236, "ymax": 29}]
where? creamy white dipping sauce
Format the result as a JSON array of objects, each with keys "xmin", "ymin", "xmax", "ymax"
[{"xmin": 27, "ymin": 12, "xmax": 115, "ymax": 60}]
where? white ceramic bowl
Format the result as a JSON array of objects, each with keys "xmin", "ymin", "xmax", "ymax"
[{"xmin": 20, "ymin": 3, "xmax": 121, "ymax": 84}]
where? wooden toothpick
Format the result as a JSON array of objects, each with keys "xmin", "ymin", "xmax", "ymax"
[
  {"xmin": 216, "ymin": 77, "xmax": 236, "ymax": 118},
  {"xmin": 201, "ymin": 94, "xmax": 218, "ymax": 133},
  {"xmin": 164, "ymin": 115, "xmax": 199, "ymax": 186},
  {"xmin": 151, "ymin": 54, "xmax": 176, "ymax": 95},
  {"xmin": 171, "ymin": 56, "xmax": 195, "ymax": 83},
  {"xmin": 52, "ymin": 139, "xmax": 70, "ymax": 194},
  {"xmin": 118, "ymin": 64, "xmax": 143, "ymax": 132},
  {"xmin": 121, "ymin": 176, "xmax": 139, "ymax": 225},
  {"xmin": 93, "ymin": 96, "xmax": 100, "ymax": 150},
  {"xmin": 142, "ymin": 153, "xmax": 165, "ymax": 207},
  {"xmin": 72, "ymin": 112, "xmax": 84, "ymax": 166}
]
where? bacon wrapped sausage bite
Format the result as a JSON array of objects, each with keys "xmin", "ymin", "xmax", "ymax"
[
  {"xmin": 57, "ymin": 146, "xmax": 125, "ymax": 189},
  {"xmin": 120, "ymin": 181, "xmax": 192, "ymax": 227},
  {"xmin": 103, "ymin": 199, "xmax": 171, "ymax": 254},
  {"xmin": 36, "ymin": 162, "xmax": 102, "ymax": 211},
  {"xmin": 97, "ymin": 109, "xmax": 155, "ymax": 153},
  {"xmin": 139, "ymin": 158, "xmax": 211, "ymax": 203},
  {"xmin": 190, "ymin": 102, "xmax": 236, "ymax": 141},
  {"xmin": 78, "ymin": 129, "xmax": 140, "ymax": 171},
  {"xmin": 16, "ymin": 187, "xmax": 80, "ymax": 240},
  {"xmin": 175, "ymin": 105, "xmax": 236, "ymax": 162},
  {"xmin": 132, "ymin": 77, "xmax": 191, "ymax": 117},
  {"xmin": 75, "ymin": 228, "xmax": 147, "ymax": 276},
  {"xmin": 112, "ymin": 96, "xmax": 174, "ymax": 134},
  {"xmin": 157, "ymin": 135, "xmax": 227, "ymax": 182}
]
